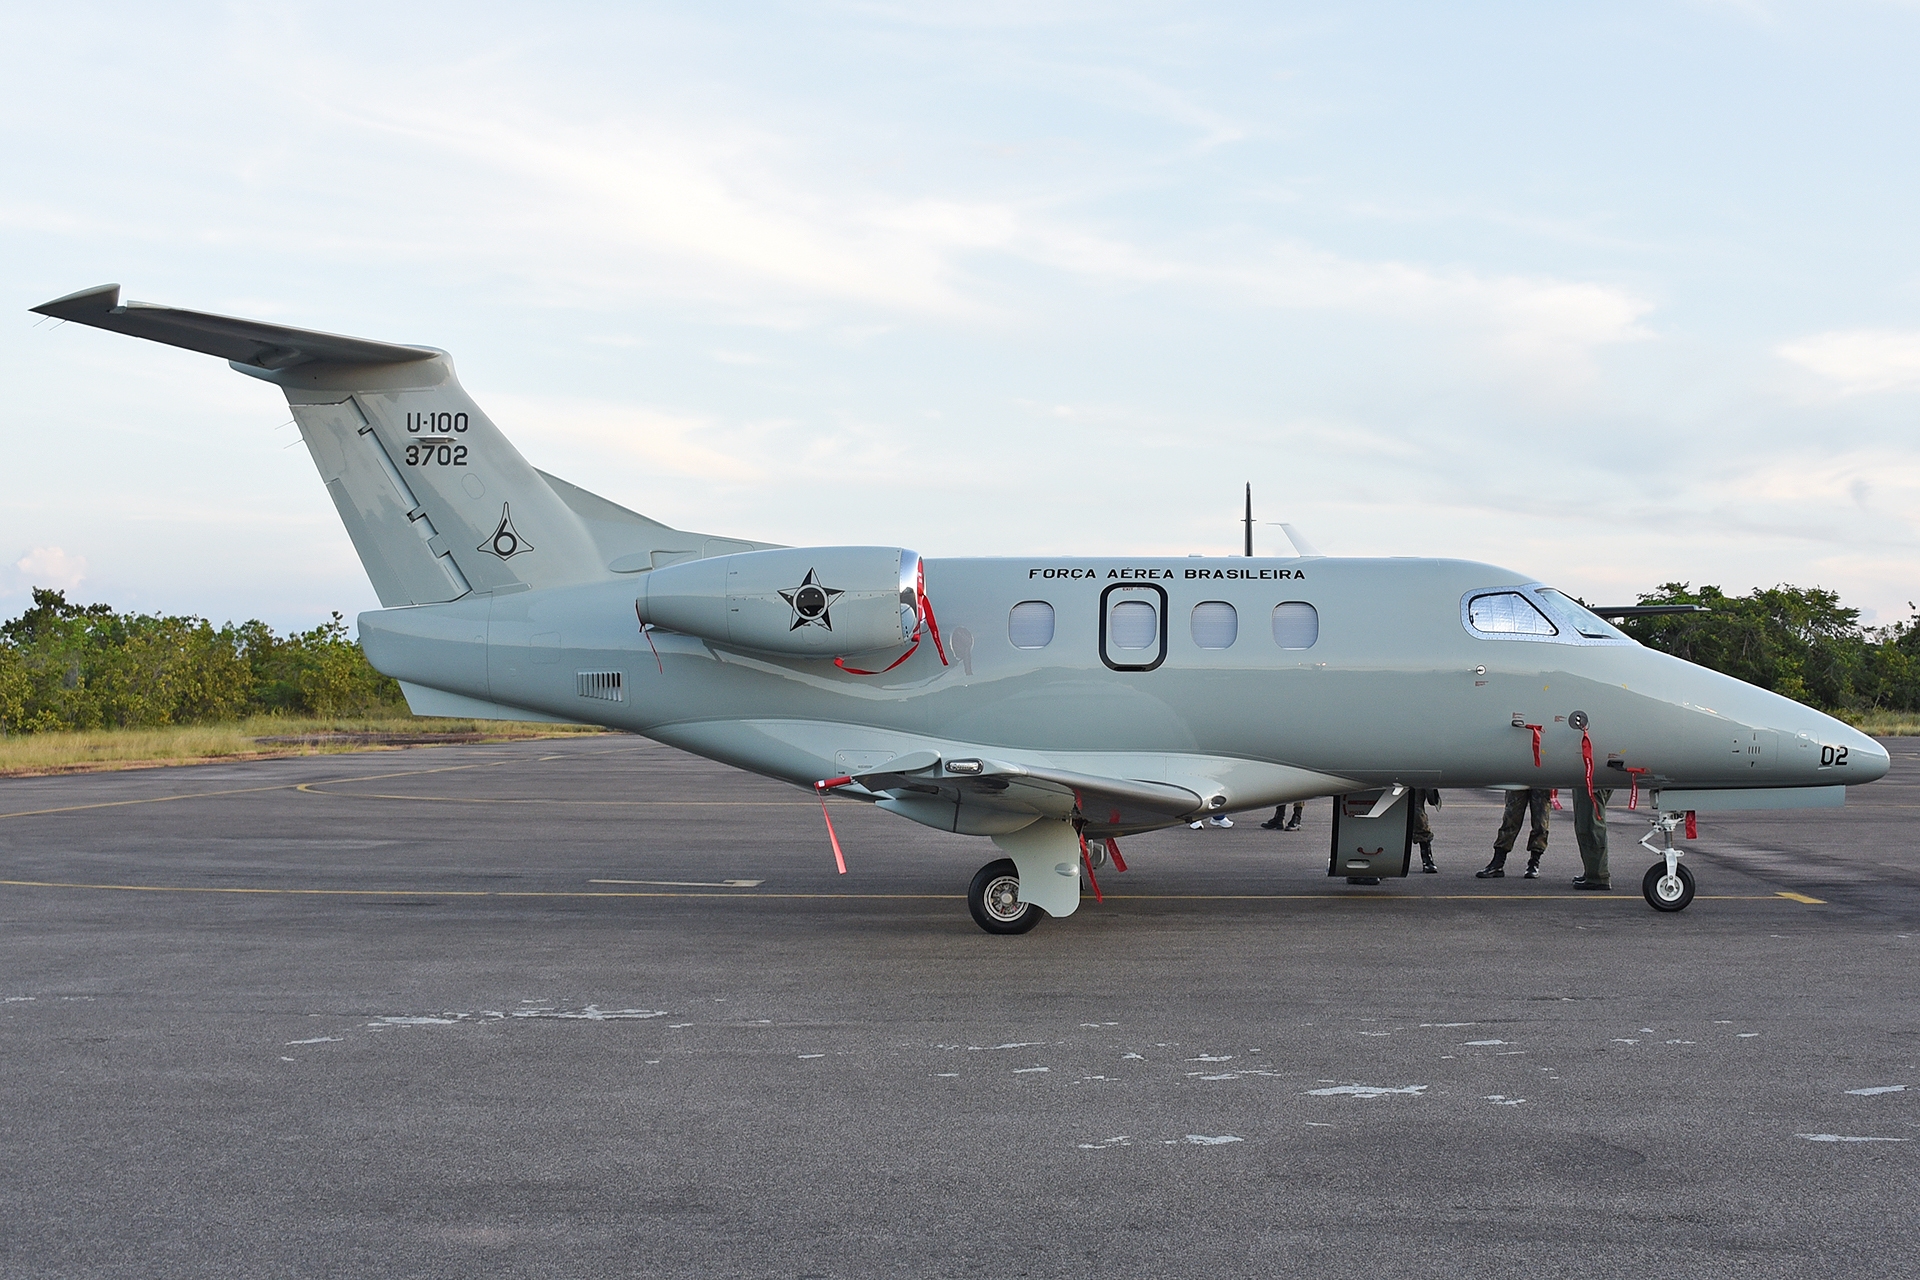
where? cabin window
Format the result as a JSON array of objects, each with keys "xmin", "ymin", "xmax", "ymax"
[
  {"xmin": 1467, "ymin": 592, "xmax": 1557, "ymax": 636},
  {"xmin": 1109, "ymin": 601, "xmax": 1158, "ymax": 649},
  {"xmin": 1272, "ymin": 601, "xmax": 1319, "ymax": 649},
  {"xmin": 1007, "ymin": 600, "xmax": 1055, "ymax": 649},
  {"xmin": 1100, "ymin": 584, "xmax": 1167, "ymax": 671},
  {"xmin": 1190, "ymin": 601, "xmax": 1238, "ymax": 649}
]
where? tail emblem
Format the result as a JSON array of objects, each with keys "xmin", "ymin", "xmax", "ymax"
[
  {"xmin": 779, "ymin": 568, "xmax": 843, "ymax": 631},
  {"xmin": 479, "ymin": 503, "xmax": 534, "ymax": 559}
]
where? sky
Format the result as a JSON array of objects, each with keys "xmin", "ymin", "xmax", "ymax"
[{"xmin": 3, "ymin": 1, "xmax": 1919, "ymax": 634}]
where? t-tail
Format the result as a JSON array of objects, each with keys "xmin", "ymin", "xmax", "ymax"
[{"xmin": 30, "ymin": 285, "xmax": 771, "ymax": 611}]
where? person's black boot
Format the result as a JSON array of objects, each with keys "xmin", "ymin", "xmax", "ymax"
[
  {"xmin": 1259, "ymin": 808, "xmax": 1284, "ymax": 831},
  {"xmin": 1523, "ymin": 857, "xmax": 1541, "ymax": 879},
  {"xmin": 1475, "ymin": 859, "xmax": 1505, "ymax": 879},
  {"xmin": 1420, "ymin": 842, "xmax": 1437, "ymax": 873}
]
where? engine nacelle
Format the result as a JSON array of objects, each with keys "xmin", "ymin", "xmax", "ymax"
[{"xmin": 636, "ymin": 546, "xmax": 920, "ymax": 658}]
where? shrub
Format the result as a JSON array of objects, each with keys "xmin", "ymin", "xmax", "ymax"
[{"xmin": 0, "ymin": 589, "xmax": 404, "ymax": 733}]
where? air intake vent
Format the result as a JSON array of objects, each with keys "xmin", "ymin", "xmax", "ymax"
[{"xmin": 576, "ymin": 670, "xmax": 624, "ymax": 702}]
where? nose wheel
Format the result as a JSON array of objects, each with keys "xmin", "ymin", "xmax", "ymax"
[
  {"xmin": 968, "ymin": 858, "xmax": 1044, "ymax": 935},
  {"xmin": 1639, "ymin": 812, "xmax": 1696, "ymax": 912},
  {"xmin": 1642, "ymin": 861, "xmax": 1696, "ymax": 911}
]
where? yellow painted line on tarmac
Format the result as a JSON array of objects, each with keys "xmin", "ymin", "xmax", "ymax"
[
  {"xmin": 0, "ymin": 878, "xmax": 1798, "ymax": 903},
  {"xmin": 1106, "ymin": 894, "xmax": 1787, "ymax": 901},
  {"xmin": 0, "ymin": 879, "xmax": 947, "ymax": 899},
  {"xmin": 1775, "ymin": 891, "xmax": 1827, "ymax": 904}
]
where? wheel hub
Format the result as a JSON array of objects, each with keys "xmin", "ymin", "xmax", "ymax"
[{"xmin": 982, "ymin": 875, "xmax": 1025, "ymax": 922}]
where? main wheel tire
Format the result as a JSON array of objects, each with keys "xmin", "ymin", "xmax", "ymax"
[
  {"xmin": 968, "ymin": 858, "xmax": 1044, "ymax": 935},
  {"xmin": 1642, "ymin": 861, "xmax": 1696, "ymax": 912}
]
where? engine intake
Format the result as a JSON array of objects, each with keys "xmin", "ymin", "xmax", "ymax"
[{"xmin": 636, "ymin": 546, "xmax": 920, "ymax": 658}]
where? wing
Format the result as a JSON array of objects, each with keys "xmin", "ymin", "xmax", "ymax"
[{"xmin": 834, "ymin": 751, "xmax": 1206, "ymax": 837}]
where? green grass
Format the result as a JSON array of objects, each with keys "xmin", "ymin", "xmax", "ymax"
[
  {"xmin": 1834, "ymin": 709, "xmax": 1920, "ymax": 737},
  {"xmin": 0, "ymin": 713, "xmax": 607, "ymax": 776}
]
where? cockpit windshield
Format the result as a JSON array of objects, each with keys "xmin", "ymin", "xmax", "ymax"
[
  {"xmin": 1460, "ymin": 585, "xmax": 1634, "ymax": 646},
  {"xmin": 1533, "ymin": 589, "xmax": 1627, "ymax": 641}
]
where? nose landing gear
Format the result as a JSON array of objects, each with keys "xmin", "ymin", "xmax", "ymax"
[{"xmin": 1640, "ymin": 813, "xmax": 1696, "ymax": 912}]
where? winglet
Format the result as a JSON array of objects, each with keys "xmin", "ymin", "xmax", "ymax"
[{"xmin": 30, "ymin": 284, "xmax": 437, "ymax": 370}]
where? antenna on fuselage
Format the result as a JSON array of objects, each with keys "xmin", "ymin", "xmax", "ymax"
[{"xmin": 1243, "ymin": 483, "xmax": 1254, "ymax": 557}]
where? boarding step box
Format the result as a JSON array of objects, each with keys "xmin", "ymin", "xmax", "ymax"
[{"xmin": 1328, "ymin": 787, "xmax": 1415, "ymax": 879}]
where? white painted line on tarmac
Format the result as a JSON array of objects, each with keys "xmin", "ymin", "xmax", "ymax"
[{"xmin": 589, "ymin": 878, "xmax": 765, "ymax": 888}]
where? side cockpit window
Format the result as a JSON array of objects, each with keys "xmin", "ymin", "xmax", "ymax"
[{"xmin": 1467, "ymin": 592, "xmax": 1557, "ymax": 636}]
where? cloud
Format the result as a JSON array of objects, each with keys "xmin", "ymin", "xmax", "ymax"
[
  {"xmin": 1776, "ymin": 329, "xmax": 1920, "ymax": 394},
  {"xmin": 13, "ymin": 545, "xmax": 87, "ymax": 592},
  {"xmin": 241, "ymin": 41, "xmax": 1648, "ymax": 378}
]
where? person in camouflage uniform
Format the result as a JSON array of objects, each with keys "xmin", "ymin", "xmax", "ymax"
[
  {"xmin": 1477, "ymin": 787, "xmax": 1550, "ymax": 879},
  {"xmin": 1411, "ymin": 788, "xmax": 1440, "ymax": 873},
  {"xmin": 1260, "ymin": 802, "xmax": 1305, "ymax": 832}
]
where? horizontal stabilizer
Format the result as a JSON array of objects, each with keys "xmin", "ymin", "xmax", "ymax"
[{"xmin": 31, "ymin": 284, "xmax": 436, "ymax": 370}]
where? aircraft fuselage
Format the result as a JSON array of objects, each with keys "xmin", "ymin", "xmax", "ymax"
[{"xmin": 361, "ymin": 553, "xmax": 1890, "ymax": 829}]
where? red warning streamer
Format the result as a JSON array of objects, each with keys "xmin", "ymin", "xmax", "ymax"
[
  {"xmin": 835, "ymin": 560, "xmax": 949, "ymax": 676},
  {"xmin": 634, "ymin": 601, "xmax": 664, "ymax": 674},
  {"xmin": 814, "ymin": 777, "xmax": 852, "ymax": 874},
  {"xmin": 1526, "ymin": 724, "xmax": 1545, "ymax": 767},
  {"xmin": 1581, "ymin": 729, "xmax": 1596, "ymax": 802},
  {"xmin": 1078, "ymin": 830, "xmax": 1103, "ymax": 904},
  {"xmin": 1685, "ymin": 811, "xmax": 1697, "ymax": 840},
  {"xmin": 1624, "ymin": 767, "xmax": 1650, "ymax": 811},
  {"xmin": 1104, "ymin": 838, "xmax": 1128, "ymax": 873}
]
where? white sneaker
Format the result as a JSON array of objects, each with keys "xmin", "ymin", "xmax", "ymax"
[
  {"xmin": 1188, "ymin": 820, "xmax": 1205, "ymax": 830},
  {"xmin": 1208, "ymin": 815, "xmax": 1233, "ymax": 828}
]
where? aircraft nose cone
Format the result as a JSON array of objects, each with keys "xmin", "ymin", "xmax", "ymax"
[{"xmin": 1849, "ymin": 732, "xmax": 1891, "ymax": 784}]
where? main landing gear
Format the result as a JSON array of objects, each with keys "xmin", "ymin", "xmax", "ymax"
[
  {"xmin": 968, "ymin": 858, "xmax": 1043, "ymax": 934},
  {"xmin": 1639, "ymin": 812, "xmax": 1697, "ymax": 912}
]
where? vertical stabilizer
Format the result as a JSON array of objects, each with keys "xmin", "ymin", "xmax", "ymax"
[
  {"xmin": 251, "ymin": 355, "xmax": 604, "ymax": 606},
  {"xmin": 28, "ymin": 285, "xmax": 774, "ymax": 608}
]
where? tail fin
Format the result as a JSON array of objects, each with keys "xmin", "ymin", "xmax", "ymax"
[{"xmin": 32, "ymin": 285, "xmax": 768, "ymax": 606}]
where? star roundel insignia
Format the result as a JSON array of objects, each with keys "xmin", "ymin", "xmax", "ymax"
[{"xmin": 779, "ymin": 569, "xmax": 844, "ymax": 631}]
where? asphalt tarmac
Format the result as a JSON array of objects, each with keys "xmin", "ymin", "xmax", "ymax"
[{"xmin": 2, "ymin": 737, "xmax": 1916, "ymax": 1279}]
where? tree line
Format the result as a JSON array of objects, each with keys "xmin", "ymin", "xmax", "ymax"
[
  {"xmin": 1616, "ymin": 584, "xmax": 1919, "ymax": 715},
  {"xmin": 0, "ymin": 589, "xmax": 404, "ymax": 734},
  {"xmin": 1, "ymin": 581, "xmax": 1915, "ymax": 736}
]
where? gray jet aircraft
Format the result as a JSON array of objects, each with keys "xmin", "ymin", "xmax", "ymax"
[{"xmin": 30, "ymin": 285, "xmax": 1892, "ymax": 931}]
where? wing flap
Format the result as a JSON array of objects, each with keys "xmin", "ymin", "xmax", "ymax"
[
  {"xmin": 845, "ymin": 752, "xmax": 1203, "ymax": 834},
  {"xmin": 31, "ymin": 284, "xmax": 436, "ymax": 369}
]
